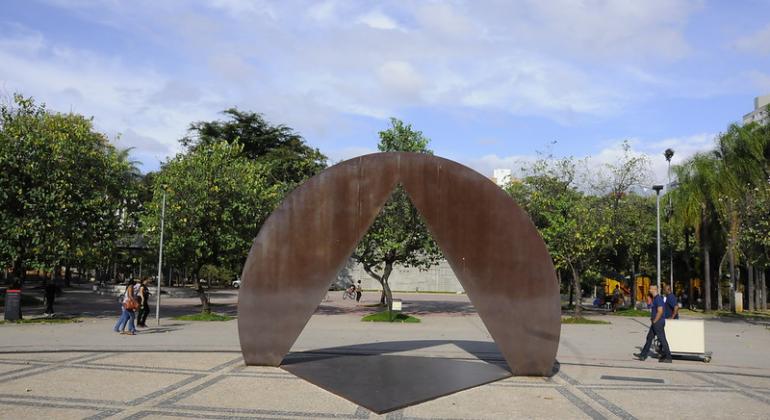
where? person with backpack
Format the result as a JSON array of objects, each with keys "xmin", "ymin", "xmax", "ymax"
[{"xmin": 113, "ymin": 279, "xmax": 138, "ymax": 335}]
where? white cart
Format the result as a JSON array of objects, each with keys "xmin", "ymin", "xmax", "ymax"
[{"xmin": 655, "ymin": 319, "xmax": 712, "ymax": 362}]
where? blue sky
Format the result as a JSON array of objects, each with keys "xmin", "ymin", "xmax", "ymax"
[{"xmin": 2, "ymin": 0, "xmax": 770, "ymax": 183}]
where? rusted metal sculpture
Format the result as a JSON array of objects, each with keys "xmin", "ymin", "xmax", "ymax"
[{"xmin": 238, "ymin": 152, "xmax": 560, "ymax": 376}]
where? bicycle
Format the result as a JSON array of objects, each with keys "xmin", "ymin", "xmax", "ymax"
[{"xmin": 342, "ymin": 288, "xmax": 356, "ymax": 300}]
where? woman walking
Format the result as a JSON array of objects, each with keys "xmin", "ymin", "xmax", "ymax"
[{"xmin": 113, "ymin": 279, "xmax": 138, "ymax": 335}]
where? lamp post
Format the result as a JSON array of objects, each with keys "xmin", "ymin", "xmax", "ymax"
[
  {"xmin": 664, "ymin": 149, "xmax": 674, "ymax": 290},
  {"xmin": 155, "ymin": 191, "xmax": 166, "ymax": 326},
  {"xmin": 653, "ymin": 185, "xmax": 664, "ymax": 290}
]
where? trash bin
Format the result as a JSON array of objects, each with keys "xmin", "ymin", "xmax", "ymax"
[{"xmin": 3, "ymin": 289, "xmax": 22, "ymax": 321}]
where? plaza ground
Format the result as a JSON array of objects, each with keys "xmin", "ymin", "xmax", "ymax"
[{"xmin": 1, "ymin": 289, "xmax": 769, "ymax": 419}]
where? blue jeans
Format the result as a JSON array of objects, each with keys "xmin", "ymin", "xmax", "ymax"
[{"xmin": 113, "ymin": 307, "xmax": 136, "ymax": 333}]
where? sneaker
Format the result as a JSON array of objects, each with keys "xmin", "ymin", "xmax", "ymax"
[
  {"xmin": 126, "ymin": 332, "xmax": 136, "ymax": 335},
  {"xmin": 659, "ymin": 358, "xmax": 672, "ymax": 363},
  {"xmin": 633, "ymin": 353, "xmax": 647, "ymax": 361}
]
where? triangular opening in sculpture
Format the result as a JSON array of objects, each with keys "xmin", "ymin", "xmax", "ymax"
[{"xmin": 283, "ymin": 184, "xmax": 510, "ymax": 414}]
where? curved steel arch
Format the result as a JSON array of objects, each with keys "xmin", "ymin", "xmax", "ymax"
[{"xmin": 238, "ymin": 152, "xmax": 560, "ymax": 375}]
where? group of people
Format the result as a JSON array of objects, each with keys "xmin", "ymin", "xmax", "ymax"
[
  {"xmin": 634, "ymin": 283, "xmax": 679, "ymax": 363},
  {"xmin": 113, "ymin": 278, "xmax": 151, "ymax": 335}
]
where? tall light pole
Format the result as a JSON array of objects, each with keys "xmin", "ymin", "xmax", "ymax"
[
  {"xmin": 155, "ymin": 191, "xmax": 166, "ymax": 326},
  {"xmin": 664, "ymin": 149, "xmax": 674, "ymax": 290},
  {"xmin": 653, "ymin": 185, "xmax": 664, "ymax": 291}
]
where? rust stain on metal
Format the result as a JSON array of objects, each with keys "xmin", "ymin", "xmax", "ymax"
[{"xmin": 238, "ymin": 152, "xmax": 560, "ymax": 376}]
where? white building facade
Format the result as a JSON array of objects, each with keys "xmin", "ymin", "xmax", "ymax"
[{"xmin": 743, "ymin": 94, "xmax": 770, "ymax": 126}]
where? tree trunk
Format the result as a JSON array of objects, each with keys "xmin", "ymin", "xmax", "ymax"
[
  {"xmin": 759, "ymin": 268, "xmax": 767, "ymax": 311},
  {"xmin": 630, "ymin": 260, "xmax": 637, "ymax": 309},
  {"xmin": 717, "ymin": 252, "xmax": 727, "ymax": 311},
  {"xmin": 65, "ymin": 264, "xmax": 72, "ymax": 288},
  {"xmin": 362, "ymin": 263, "xmax": 390, "ymax": 308},
  {"xmin": 380, "ymin": 262, "xmax": 395, "ymax": 318},
  {"xmin": 753, "ymin": 267, "xmax": 759, "ymax": 311},
  {"xmin": 12, "ymin": 256, "xmax": 25, "ymax": 283},
  {"xmin": 570, "ymin": 265, "xmax": 582, "ymax": 318},
  {"xmin": 747, "ymin": 263, "xmax": 755, "ymax": 312},
  {"xmin": 728, "ymin": 241, "xmax": 736, "ymax": 313},
  {"xmin": 703, "ymin": 246, "xmax": 711, "ymax": 312}
]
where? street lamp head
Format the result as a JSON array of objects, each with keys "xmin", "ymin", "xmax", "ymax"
[
  {"xmin": 652, "ymin": 185, "xmax": 664, "ymax": 193},
  {"xmin": 664, "ymin": 148, "xmax": 674, "ymax": 161}
]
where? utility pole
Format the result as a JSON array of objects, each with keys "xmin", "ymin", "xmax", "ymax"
[
  {"xmin": 664, "ymin": 149, "xmax": 674, "ymax": 290},
  {"xmin": 155, "ymin": 192, "xmax": 166, "ymax": 326},
  {"xmin": 653, "ymin": 185, "xmax": 664, "ymax": 291}
]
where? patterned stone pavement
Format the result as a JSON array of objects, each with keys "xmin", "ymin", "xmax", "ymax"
[
  {"xmin": 1, "ymin": 348, "xmax": 769, "ymax": 419},
  {"xmin": 1, "ymin": 294, "xmax": 769, "ymax": 419}
]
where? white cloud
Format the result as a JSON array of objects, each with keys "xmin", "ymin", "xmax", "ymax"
[
  {"xmin": 463, "ymin": 133, "xmax": 717, "ymax": 188},
  {"xmin": 734, "ymin": 24, "xmax": 770, "ymax": 56},
  {"xmin": 357, "ymin": 10, "xmax": 402, "ymax": 31},
  {"xmin": 0, "ymin": 24, "xmax": 223, "ymax": 170}
]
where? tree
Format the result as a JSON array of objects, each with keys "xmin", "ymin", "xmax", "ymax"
[
  {"xmin": 181, "ymin": 108, "xmax": 327, "ymax": 188},
  {"xmin": 0, "ymin": 94, "xmax": 137, "ymax": 282},
  {"xmin": 508, "ymin": 156, "xmax": 610, "ymax": 318},
  {"xmin": 351, "ymin": 118, "xmax": 442, "ymax": 316},
  {"xmin": 142, "ymin": 141, "xmax": 280, "ymax": 312},
  {"xmin": 590, "ymin": 140, "xmax": 652, "ymax": 307},
  {"xmin": 672, "ymin": 152, "xmax": 723, "ymax": 312}
]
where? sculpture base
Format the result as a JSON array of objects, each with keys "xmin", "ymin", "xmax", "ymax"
[{"xmin": 282, "ymin": 353, "xmax": 511, "ymax": 414}]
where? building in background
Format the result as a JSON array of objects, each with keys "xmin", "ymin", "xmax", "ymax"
[
  {"xmin": 743, "ymin": 94, "xmax": 770, "ymax": 125},
  {"xmin": 492, "ymin": 168, "xmax": 512, "ymax": 187}
]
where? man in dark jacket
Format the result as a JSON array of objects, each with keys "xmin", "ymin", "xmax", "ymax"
[
  {"xmin": 664, "ymin": 284, "xmax": 679, "ymax": 319},
  {"xmin": 43, "ymin": 280, "xmax": 59, "ymax": 315},
  {"xmin": 634, "ymin": 284, "xmax": 672, "ymax": 363}
]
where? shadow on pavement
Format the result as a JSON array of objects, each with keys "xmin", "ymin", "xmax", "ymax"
[{"xmin": 281, "ymin": 339, "xmax": 541, "ymax": 414}]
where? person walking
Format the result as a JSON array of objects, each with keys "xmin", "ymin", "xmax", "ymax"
[
  {"xmin": 664, "ymin": 284, "xmax": 679, "ymax": 320},
  {"xmin": 113, "ymin": 279, "xmax": 138, "ymax": 335},
  {"xmin": 136, "ymin": 278, "xmax": 151, "ymax": 327},
  {"xmin": 355, "ymin": 280, "xmax": 363, "ymax": 303},
  {"xmin": 43, "ymin": 279, "xmax": 58, "ymax": 316},
  {"xmin": 634, "ymin": 284, "xmax": 672, "ymax": 363},
  {"xmin": 612, "ymin": 284, "xmax": 621, "ymax": 312}
]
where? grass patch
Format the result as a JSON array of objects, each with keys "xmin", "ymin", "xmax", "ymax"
[
  {"xmin": 0, "ymin": 317, "xmax": 82, "ymax": 325},
  {"xmin": 612, "ymin": 308, "xmax": 651, "ymax": 317},
  {"xmin": 562, "ymin": 317, "xmax": 610, "ymax": 325},
  {"xmin": 361, "ymin": 311, "xmax": 421, "ymax": 323},
  {"xmin": 716, "ymin": 310, "xmax": 770, "ymax": 320},
  {"xmin": 173, "ymin": 312, "xmax": 234, "ymax": 321}
]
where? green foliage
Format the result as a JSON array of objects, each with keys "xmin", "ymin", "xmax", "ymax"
[
  {"xmin": 561, "ymin": 317, "xmax": 610, "ymax": 324},
  {"xmin": 671, "ymin": 120, "xmax": 770, "ymax": 311},
  {"xmin": 612, "ymin": 308, "xmax": 651, "ymax": 317},
  {"xmin": 507, "ymin": 155, "xmax": 610, "ymax": 317},
  {"xmin": 199, "ymin": 264, "xmax": 236, "ymax": 286},
  {"xmin": 142, "ymin": 141, "xmax": 280, "ymax": 279},
  {"xmin": 181, "ymin": 108, "xmax": 327, "ymax": 187},
  {"xmin": 0, "ymin": 94, "xmax": 138, "ymax": 276},
  {"xmin": 173, "ymin": 312, "xmax": 234, "ymax": 321},
  {"xmin": 361, "ymin": 310, "xmax": 421, "ymax": 323},
  {"xmin": 377, "ymin": 118, "xmax": 432, "ymax": 153}
]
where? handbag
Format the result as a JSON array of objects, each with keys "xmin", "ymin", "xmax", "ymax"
[{"xmin": 123, "ymin": 297, "xmax": 139, "ymax": 311}]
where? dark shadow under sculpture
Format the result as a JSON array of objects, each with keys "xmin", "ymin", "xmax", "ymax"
[{"xmin": 238, "ymin": 152, "xmax": 560, "ymax": 377}]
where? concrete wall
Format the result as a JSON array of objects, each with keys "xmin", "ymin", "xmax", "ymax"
[{"xmin": 333, "ymin": 259, "xmax": 465, "ymax": 293}]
